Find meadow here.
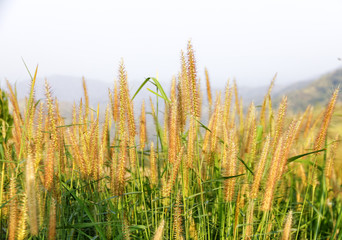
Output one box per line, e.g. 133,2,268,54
0,41,341,239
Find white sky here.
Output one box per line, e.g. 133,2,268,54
0,0,342,88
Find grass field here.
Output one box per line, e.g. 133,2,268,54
0,42,341,239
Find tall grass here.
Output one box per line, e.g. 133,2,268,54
0,41,341,239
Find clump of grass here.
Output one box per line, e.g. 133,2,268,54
0,41,340,239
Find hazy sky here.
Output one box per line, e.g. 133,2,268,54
0,0,342,88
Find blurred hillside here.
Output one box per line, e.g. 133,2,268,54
9,67,342,120
273,68,342,111
15,75,111,105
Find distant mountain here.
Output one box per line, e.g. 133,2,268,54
273,68,342,111
15,74,154,106
14,75,158,124
208,83,286,111
15,75,112,105
12,67,342,120
236,84,284,106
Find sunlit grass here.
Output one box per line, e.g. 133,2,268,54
0,42,341,239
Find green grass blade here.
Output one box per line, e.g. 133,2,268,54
148,77,170,102
147,88,167,100
331,207,342,239
195,118,212,132
237,157,254,175
21,57,33,80
131,77,170,102
131,78,151,100
62,222,112,228
61,182,106,239
287,149,325,164
202,174,245,184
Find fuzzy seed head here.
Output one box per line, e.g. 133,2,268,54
282,211,293,240
153,219,165,240
8,177,17,240
139,100,147,150
173,192,184,240
26,145,39,236
251,135,271,199
314,88,339,151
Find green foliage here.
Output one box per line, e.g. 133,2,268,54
0,88,13,144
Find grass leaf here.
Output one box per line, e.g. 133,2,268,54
61,182,106,239
131,77,170,102
287,149,326,164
